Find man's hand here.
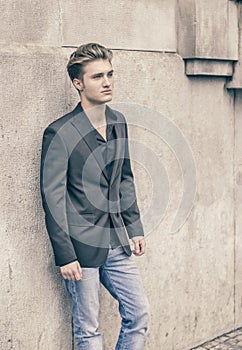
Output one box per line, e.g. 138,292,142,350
131,236,146,256
60,260,82,281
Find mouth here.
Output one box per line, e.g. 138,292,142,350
101,90,112,94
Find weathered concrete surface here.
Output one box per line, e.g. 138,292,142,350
67,49,235,350
185,59,233,76
234,91,242,329
177,0,238,60
60,0,176,52
0,0,61,46
0,44,72,350
227,4,242,89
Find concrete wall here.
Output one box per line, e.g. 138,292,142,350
0,1,241,349
0,45,72,350
235,90,242,329
177,0,238,59
60,0,176,51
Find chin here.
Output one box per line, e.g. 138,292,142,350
90,96,113,105
102,96,113,103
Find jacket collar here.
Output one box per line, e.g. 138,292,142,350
70,103,118,183
71,102,118,124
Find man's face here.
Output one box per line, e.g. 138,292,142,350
74,59,114,107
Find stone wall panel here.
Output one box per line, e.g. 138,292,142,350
0,0,60,46
60,0,176,52
0,45,71,350
177,0,238,60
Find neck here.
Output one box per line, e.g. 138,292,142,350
81,100,106,126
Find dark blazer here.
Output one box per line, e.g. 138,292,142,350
40,103,144,267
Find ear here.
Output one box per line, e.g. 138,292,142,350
73,78,84,92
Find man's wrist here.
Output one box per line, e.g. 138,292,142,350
59,258,78,267
131,236,145,243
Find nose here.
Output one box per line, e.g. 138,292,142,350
103,75,111,87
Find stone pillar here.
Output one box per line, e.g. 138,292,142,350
234,90,242,329
227,2,242,88
177,0,238,76
0,0,72,348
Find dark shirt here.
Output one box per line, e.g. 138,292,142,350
94,117,121,249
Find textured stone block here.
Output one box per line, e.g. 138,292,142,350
177,0,238,60
185,59,233,76
234,91,242,328
0,0,60,45
227,5,242,88
60,0,176,51
0,44,71,350
227,62,242,89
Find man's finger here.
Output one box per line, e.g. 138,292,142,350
132,239,146,256
69,267,82,281
140,240,146,254
132,241,141,255
75,270,82,281
134,241,140,254
76,263,82,280
77,263,82,275
68,271,76,280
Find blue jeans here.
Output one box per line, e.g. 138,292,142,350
63,246,149,350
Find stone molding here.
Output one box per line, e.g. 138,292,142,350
226,3,242,88
185,59,234,77
177,0,239,77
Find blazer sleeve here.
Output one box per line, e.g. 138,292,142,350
40,126,77,266
119,120,145,238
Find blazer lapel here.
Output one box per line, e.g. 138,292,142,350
109,133,125,186
70,104,109,182
106,106,125,186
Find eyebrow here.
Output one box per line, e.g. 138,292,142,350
90,69,114,77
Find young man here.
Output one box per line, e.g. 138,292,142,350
40,43,149,350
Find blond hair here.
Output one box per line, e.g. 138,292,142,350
67,43,113,81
